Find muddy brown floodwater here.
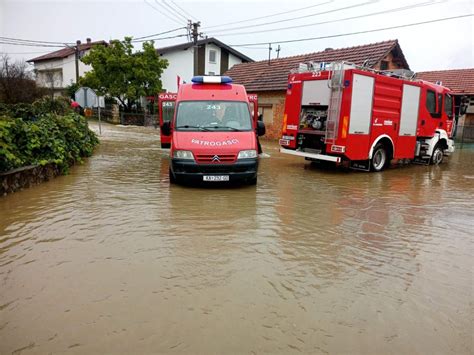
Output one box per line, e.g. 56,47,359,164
1,122,473,354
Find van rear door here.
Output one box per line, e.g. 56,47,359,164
158,93,177,148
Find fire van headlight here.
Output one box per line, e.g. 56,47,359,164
237,150,257,159
173,150,194,160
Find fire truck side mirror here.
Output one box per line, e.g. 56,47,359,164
257,120,266,137
162,121,171,136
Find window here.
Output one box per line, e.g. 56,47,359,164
426,90,437,115
175,101,252,131
209,50,217,63
208,71,215,75
380,60,389,70
444,94,453,119
161,101,175,122
258,105,273,125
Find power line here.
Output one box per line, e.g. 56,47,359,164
0,36,74,46
168,0,195,21
204,0,378,34
152,0,186,23
230,14,473,47
160,0,188,21
143,0,184,25
205,0,334,30
133,26,187,41
131,33,188,43
210,1,442,37
0,40,65,48
0,50,50,55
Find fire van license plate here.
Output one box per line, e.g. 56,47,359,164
203,175,229,182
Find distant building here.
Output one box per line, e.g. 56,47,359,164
156,37,253,92
226,39,410,139
417,68,474,141
27,39,107,96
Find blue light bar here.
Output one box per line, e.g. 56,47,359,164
191,76,233,84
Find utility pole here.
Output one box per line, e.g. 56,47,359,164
268,43,272,65
276,45,281,59
75,40,81,84
191,22,201,75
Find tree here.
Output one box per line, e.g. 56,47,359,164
80,37,168,112
0,55,46,104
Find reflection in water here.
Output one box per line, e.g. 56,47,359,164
0,122,473,354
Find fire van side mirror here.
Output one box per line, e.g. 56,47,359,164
258,113,263,121
162,121,171,136
257,120,266,137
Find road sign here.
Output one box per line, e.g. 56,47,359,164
75,87,97,108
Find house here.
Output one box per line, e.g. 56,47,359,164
225,39,410,139
417,68,474,142
156,37,253,93
27,39,107,96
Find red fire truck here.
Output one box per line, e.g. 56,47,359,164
279,62,455,171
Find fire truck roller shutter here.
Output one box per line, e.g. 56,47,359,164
399,84,421,137
301,80,331,106
348,74,375,135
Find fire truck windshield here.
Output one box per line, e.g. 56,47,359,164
175,101,252,131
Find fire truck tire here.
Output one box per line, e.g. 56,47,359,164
371,144,388,172
431,144,444,165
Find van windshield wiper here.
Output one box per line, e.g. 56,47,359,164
175,125,211,131
203,125,244,131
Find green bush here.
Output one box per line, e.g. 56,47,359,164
0,112,99,173
0,97,73,121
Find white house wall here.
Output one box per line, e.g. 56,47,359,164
160,49,194,93
205,43,221,75
228,53,243,71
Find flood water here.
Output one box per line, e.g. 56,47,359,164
1,122,473,354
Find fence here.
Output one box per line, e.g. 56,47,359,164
119,112,158,127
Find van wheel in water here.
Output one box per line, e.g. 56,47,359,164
247,177,257,185
371,144,387,172
169,168,176,184
431,144,444,165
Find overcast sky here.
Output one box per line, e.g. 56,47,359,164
1,0,473,72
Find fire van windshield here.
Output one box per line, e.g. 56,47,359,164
175,101,252,131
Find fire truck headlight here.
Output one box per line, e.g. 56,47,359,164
173,150,195,160
237,150,257,159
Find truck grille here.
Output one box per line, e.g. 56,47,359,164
195,154,236,163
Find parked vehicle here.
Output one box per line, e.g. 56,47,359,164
158,92,177,148
279,62,455,171
161,76,265,184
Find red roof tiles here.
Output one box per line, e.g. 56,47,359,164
416,69,474,95
27,41,107,63
225,40,408,92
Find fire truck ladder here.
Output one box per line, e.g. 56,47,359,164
325,62,345,144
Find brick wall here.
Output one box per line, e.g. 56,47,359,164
251,90,286,140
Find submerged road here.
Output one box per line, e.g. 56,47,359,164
1,122,473,354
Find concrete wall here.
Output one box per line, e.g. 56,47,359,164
251,90,286,140
160,49,194,93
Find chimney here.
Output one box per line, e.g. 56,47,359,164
86,38,91,44
324,47,333,51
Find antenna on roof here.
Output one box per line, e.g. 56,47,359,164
268,43,272,65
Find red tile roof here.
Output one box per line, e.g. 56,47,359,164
27,41,107,63
225,40,409,92
416,69,474,95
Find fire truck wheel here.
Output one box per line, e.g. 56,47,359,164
371,144,387,172
431,144,444,165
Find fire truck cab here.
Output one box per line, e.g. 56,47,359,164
279,62,455,171
162,76,265,184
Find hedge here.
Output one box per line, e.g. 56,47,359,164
0,110,99,174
